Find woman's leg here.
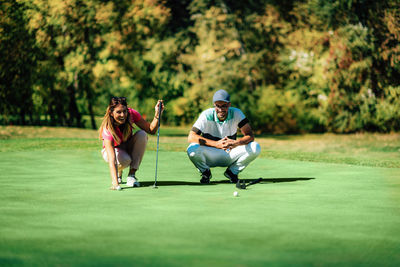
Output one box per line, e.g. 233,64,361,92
124,130,148,175
102,148,132,170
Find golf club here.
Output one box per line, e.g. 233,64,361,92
236,179,246,189
153,101,162,189
236,177,263,189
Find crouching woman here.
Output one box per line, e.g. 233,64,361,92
99,97,163,190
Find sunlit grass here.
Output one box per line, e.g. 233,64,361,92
1,126,399,168
257,133,400,168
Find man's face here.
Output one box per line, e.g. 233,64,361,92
214,101,231,121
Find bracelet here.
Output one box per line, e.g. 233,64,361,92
154,116,159,120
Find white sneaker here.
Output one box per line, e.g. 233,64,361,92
126,175,140,187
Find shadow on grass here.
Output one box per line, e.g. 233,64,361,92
125,177,315,187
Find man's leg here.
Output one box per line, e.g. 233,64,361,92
187,143,231,183
226,141,261,175
187,143,231,171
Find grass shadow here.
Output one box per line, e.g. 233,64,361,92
123,177,315,188
211,177,315,185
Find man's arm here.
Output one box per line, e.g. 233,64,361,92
223,123,254,150
188,129,226,150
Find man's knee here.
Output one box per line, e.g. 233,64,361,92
248,141,261,157
187,143,202,159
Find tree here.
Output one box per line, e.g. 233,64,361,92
0,0,38,125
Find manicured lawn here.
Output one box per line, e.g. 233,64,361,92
0,126,399,266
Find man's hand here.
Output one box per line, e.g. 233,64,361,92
218,137,238,152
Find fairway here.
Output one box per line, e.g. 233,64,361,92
0,127,400,266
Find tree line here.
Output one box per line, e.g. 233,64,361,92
1,0,399,133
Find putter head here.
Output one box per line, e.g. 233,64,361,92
236,180,246,189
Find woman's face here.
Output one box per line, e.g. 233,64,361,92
111,104,128,125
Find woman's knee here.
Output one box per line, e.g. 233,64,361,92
118,160,131,170
118,153,132,169
135,130,148,142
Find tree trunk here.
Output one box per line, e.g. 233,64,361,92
88,99,96,130
67,72,83,127
19,110,26,125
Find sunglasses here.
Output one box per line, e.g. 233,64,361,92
110,96,127,105
214,103,230,110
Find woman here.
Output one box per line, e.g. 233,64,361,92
99,97,164,190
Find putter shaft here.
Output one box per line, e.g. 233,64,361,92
153,102,162,188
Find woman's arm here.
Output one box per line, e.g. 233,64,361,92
135,117,159,135
135,100,164,135
104,139,119,186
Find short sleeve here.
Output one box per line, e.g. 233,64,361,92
235,108,248,128
102,128,113,141
235,108,246,122
128,108,142,123
193,111,207,132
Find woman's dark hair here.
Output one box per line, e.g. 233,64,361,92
110,96,127,107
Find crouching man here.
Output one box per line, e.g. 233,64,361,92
187,89,261,183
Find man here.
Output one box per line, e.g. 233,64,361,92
187,89,261,184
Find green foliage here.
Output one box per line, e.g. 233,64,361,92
373,86,400,131
1,0,399,133
0,0,38,124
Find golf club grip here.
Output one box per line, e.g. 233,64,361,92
156,101,162,134
157,101,162,121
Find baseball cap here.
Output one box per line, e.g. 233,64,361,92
212,89,230,103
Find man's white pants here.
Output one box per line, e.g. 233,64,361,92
186,142,261,175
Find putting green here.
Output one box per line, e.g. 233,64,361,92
0,150,399,266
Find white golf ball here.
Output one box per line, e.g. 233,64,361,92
116,186,122,191
233,191,239,197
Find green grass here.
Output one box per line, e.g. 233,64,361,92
1,126,399,168
1,126,400,266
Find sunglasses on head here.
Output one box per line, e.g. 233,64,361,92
110,96,127,105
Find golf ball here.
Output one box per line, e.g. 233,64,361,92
116,185,122,191
233,191,239,197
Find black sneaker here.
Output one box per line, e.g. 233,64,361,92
224,168,238,183
200,169,212,184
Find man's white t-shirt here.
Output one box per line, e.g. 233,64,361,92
192,107,249,140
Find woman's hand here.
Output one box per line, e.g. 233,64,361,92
110,184,122,190
154,100,164,119
136,99,165,134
